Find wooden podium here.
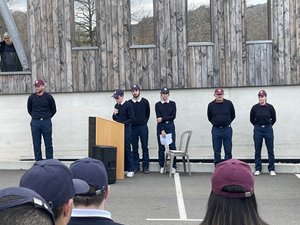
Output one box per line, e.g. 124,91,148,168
88,116,124,179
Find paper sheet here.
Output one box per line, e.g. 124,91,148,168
160,133,172,145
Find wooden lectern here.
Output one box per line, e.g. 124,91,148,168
88,116,124,179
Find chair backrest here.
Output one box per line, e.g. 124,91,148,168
178,130,193,153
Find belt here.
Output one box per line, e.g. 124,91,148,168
214,125,231,128
33,118,49,121
165,121,173,124
256,124,271,128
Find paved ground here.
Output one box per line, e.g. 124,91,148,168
0,170,299,225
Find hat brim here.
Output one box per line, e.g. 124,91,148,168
73,178,90,195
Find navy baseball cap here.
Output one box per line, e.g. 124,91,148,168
19,159,89,208
34,79,45,87
112,89,124,98
70,157,108,196
131,84,140,91
0,187,55,224
160,87,169,94
211,159,254,198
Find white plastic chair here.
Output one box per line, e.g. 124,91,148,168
163,130,193,177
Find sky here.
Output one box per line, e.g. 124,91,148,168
131,0,267,22
9,0,26,12
9,0,267,16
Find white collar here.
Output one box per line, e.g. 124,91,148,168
161,100,170,104
132,97,142,103
120,100,126,105
71,208,112,219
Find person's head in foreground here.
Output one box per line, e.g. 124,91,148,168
19,159,89,225
0,186,55,225
69,157,109,208
200,159,269,225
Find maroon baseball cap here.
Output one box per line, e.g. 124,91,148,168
258,90,267,97
214,87,224,95
211,159,254,198
34,80,45,87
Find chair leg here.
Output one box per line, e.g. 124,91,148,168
183,156,186,173
186,155,191,176
169,155,174,177
163,153,168,173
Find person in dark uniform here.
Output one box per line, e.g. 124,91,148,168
207,88,235,165
250,90,277,176
0,32,22,71
129,84,151,174
112,89,135,178
69,157,123,225
27,80,56,161
155,87,177,174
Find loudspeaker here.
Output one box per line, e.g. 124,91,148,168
90,145,117,184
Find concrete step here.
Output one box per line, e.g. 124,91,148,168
1,160,300,173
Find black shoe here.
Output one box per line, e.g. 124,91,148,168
143,167,150,174
134,167,140,173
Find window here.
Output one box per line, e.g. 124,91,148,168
130,0,154,45
74,0,96,46
246,0,270,41
0,0,28,72
187,0,211,43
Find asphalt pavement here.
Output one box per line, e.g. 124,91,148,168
0,170,299,225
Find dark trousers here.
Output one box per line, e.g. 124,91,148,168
124,126,134,172
157,122,176,168
211,126,233,165
131,124,149,169
30,118,53,161
253,125,275,172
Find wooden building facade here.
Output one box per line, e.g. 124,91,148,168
0,0,299,94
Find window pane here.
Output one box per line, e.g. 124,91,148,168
246,0,269,41
130,0,154,45
74,0,96,46
0,0,27,72
187,0,211,42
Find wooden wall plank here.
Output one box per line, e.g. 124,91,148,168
207,45,214,87
111,0,119,89
188,47,195,87
277,0,285,84
136,49,142,86
148,48,155,89
98,0,107,90
123,0,131,89
202,46,208,87
170,0,179,88
64,0,73,91
290,0,297,84
296,0,300,84
118,0,125,89
283,0,291,84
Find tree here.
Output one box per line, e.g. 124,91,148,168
74,0,96,46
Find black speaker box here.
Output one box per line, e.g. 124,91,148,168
90,145,117,184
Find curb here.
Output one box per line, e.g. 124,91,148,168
1,161,300,173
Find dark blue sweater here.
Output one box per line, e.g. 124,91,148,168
250,103,276,125
112,101,135,126
207,99,235,126
129,97,150,126
27,92,56,119
69,217,123,225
